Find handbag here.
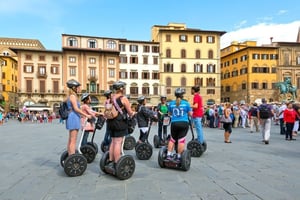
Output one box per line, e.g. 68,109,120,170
220,115,232,123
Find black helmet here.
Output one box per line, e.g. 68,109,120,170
192,85,200,92
160,95,167,100
66,79,81,89
175,88,185,98
112,81,126,90
137,96,146,104
103,90,112,98
81,93,90,102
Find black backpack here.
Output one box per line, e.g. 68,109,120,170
259,105,270,119
59,101,69,120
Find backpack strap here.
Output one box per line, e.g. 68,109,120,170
112,97,123,114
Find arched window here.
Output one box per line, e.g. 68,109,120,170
181,77,186,86
106,40,116,49
195,50,201,59
68,37,77,47
208,50,213,59
166,77,172,87
166,49,171,58
181,49,186,58
181,63,186,72
88,39,97,48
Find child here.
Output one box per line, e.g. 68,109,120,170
136,96,157,143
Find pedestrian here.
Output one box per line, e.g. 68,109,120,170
65,79,92,155
257,98,274,145
232,101,240,128
191,85,205,144
292,104,300,137
156,95,169,145
102,90,113,149
249,102,259,133
166,88,192,161
106,81,135,170
80,93,102,146
277,101,287,135
283,102,297,141
136,96,157,143
223,102,233,143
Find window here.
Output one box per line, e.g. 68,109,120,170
108,68,115,78
89,57,96,64
25,54,32,60
181,49,186,58
38,66,46,75
242,83,246,90
179,35,187,42
152,46,159,53
50,66,59,74
40,80,45,93
119,44,126,52
88,39,97,48
194,35,202,43
251,82,259,89
52,56,59,62
143,56,148,64
68,37,78,47
39,55,45,61
120,56,127,63
142,84,149,95
153,84,159,95
195,50,201,59
252,54,260,59
252,67,269,73
166,34,171,42
129,45,138,52
207,36,215,43
119,71,127,79
271,67,277,73
142,71,150,79
297,78,300,89
130,85,138,95
69,67,76,76
89,68,96,77
181,64,186,72
297,56,300,65
143,45,150,53
284,53,290,65
107,40,116,49
240,68,248,74
231,70,238,77
207,89,215,94
207,64,215,73
90,82,96,93
108,59,115,65
130,71,138,79
208,50,213,59
261,54,269,60
152,72,159,79
240,55,247,61
53,81,59,93
181,77,186,86
232,58,238,64
270,54,278,60
206,78,215,87
194,77,203,87
24,65,33,73
153,57,158,64
166,49,171,58
262,82,268,89
2,72,5,79
69,57,76,63
225,86,230,92
26,79,32,92
164,63,173,72
130,56,138,64
194,64,203,73
166,77,172,87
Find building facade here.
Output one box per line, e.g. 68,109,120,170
118,39,160,105
151,23,225,104
221,41,278,103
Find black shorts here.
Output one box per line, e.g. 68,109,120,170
223,122,232,133
170,121,189,141
110,129,127,138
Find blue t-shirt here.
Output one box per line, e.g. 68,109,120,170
168,99,192,123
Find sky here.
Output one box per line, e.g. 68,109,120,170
0,0,300,50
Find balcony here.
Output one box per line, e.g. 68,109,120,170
88,74,98,81
36,72,47,79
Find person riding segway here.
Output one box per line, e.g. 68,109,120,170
158,88,192,171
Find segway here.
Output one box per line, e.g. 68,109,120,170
80,115,106,163
157,146,191,171
99,136,135,180
60,120,90,177
153,114,170,148
123,115,137,150
135,119,155,160
187,118,207,157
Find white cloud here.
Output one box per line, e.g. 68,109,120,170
221,20,300,49
277,10,288,15
234,20,247,29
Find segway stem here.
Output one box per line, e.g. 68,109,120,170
188,118,195,140
78,119,88,154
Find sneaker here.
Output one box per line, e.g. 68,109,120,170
265,140,269,145
166,155,172,160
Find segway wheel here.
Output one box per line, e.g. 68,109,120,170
99,151,110,174
87,142,98,154
64,154,87,177
158,146,167,168
123,136,136,150
153,135,160,148
181,150,191,171
202,141,207,152
135,143,153,160
60,150,68,167
187,140,204,157
101,141,109,153
115,155,135,180
80,145,97,163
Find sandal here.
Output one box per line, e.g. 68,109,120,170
224,141,232,143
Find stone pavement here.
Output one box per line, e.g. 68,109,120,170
0,119,300,200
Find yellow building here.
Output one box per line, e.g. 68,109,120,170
151,23,225,104
221,41,278,103
0,56,18,111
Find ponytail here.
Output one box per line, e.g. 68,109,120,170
176,97,181,107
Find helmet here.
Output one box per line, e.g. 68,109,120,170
103,90,112,98
175,88,185,98
81,93,90,102
137,96,146,104
160,95,167,100
66,79,81,89
112,81,126,90
192,85,200,92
